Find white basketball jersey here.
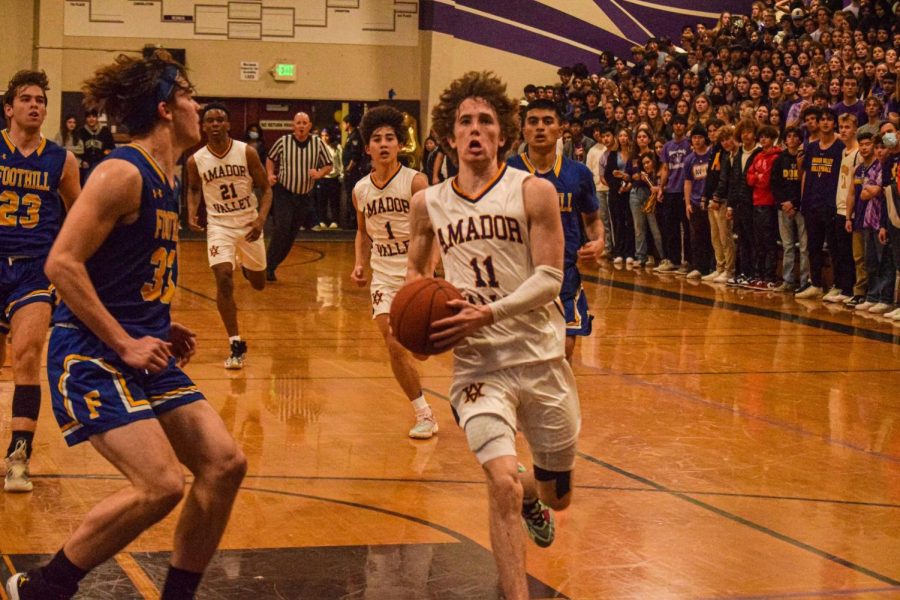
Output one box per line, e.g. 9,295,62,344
355,165,417,280
425,165,565,376
193,139,258,227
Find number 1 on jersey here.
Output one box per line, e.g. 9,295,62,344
470,256,499,288
385,221,395,240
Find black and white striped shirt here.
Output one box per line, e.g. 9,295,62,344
268,134,333,195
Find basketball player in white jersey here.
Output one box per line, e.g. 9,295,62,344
407,72,580,600
187,103,271,369
350,105,438,439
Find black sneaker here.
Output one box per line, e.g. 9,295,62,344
265,270,277,282
845,295,865,307
224,340,248,370
6,571,75,600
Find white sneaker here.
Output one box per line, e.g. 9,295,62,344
702,270,722,281
626,257,634,266
224,340,247,370
884,308,900,319
869,303,893,314
613,256,624,265
823,286,841,299
855,300,875,311
794,285,823,299
328,222,339,229
824,293,850,304
893,310,900,321
4,440,32,493
409,413,438,439
713,272,731,283
686,269,702,279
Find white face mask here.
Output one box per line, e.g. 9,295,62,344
248,131,260,140
883,131,898,148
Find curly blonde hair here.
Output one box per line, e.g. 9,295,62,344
430,71,520,164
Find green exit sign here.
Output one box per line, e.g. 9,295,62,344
272,63,296,82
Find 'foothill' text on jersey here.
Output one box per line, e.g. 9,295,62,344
54,145,179,339
0,130,67,257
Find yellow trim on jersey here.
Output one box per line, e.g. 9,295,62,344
1,130,15,153
371,163,402,191
57,354,149,426
128,143,167,184
5,286,53,316
518,153,561,177
207,138,233,160
451,164,507,203
35,136,47,156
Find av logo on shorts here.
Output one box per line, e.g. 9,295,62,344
371,290,384,306
210,245,220,257
462,383,484,403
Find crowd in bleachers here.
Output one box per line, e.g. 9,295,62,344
426,0,900,317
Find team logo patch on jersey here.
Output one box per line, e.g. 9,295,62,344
462,383,484,403
371,290,384,306
210,245,220,257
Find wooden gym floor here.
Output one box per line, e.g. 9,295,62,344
0,239,898,599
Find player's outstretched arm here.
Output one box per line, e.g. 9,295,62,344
45,159,173,372
185,156,204,232
58,151,82,210
350,188,369,287
246,144,272,241
406,189,436,281
409,173,440,275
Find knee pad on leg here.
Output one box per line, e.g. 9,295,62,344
464,415,516,465
533,464,573,498
12,385,41,420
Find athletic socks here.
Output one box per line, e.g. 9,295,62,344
7,430,34,459
228,335,241,344
411,394,429,413
161,565,203,600
38,549,87,596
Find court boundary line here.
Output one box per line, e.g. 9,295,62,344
576,452,900,587
30,472,900,509
582,274,900,345
699,585,900,599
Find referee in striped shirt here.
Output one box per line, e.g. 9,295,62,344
265,111,333,281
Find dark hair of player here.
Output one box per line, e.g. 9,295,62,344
82,48,192,136
525,99,563,121
201,102,230,121
360,105,408,146
3,70,50,108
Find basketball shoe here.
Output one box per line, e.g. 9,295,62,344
5,439,32,493
224,340,248,370
409,410,438,439
522,499,555,548
6,571,74,599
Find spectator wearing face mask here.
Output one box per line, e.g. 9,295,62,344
245,123,267,165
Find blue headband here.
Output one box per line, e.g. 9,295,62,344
124,63,182,132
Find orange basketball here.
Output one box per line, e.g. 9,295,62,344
389,278,464,355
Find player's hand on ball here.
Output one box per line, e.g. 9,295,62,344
429,299,493,349
578,239,604,263
169,322,198,367
121,336,173,373
245,218,264,242
188,214,204,232
350,265,368,287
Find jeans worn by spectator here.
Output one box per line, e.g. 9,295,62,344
778,210,809,286
629,187,664,264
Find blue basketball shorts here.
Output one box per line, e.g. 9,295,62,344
0,256,54,325
47,324,205,446
557,266,592,337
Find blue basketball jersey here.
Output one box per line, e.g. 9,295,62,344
0,130,67,257
507,153,599,268
54,145,179,339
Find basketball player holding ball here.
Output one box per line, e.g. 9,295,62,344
407,72,581,600
350,105,439,439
